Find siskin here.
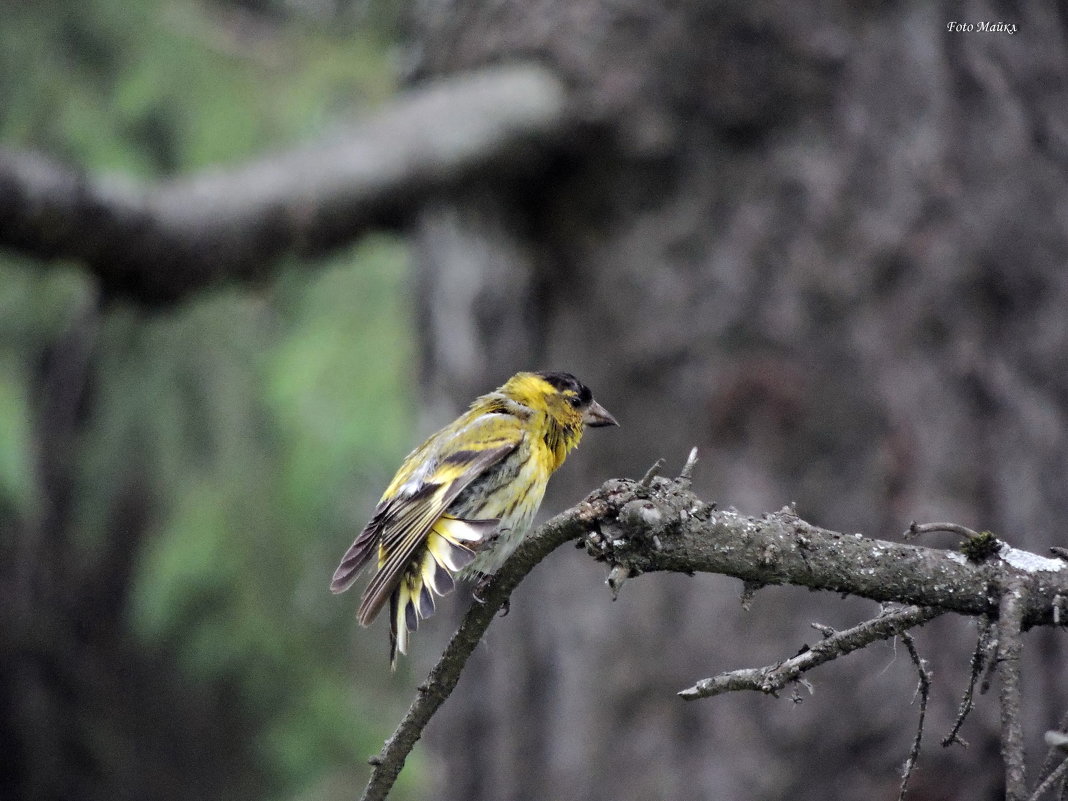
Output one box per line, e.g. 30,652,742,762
330,371,617,667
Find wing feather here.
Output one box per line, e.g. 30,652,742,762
352,421,521,627
329,514,385,594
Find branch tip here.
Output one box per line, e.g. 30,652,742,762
677,447,699,483
810,622,837,638
908,521,982,540
680,606,942,701
639,458,666,487
607,563,632,600
740,580,763,611
898,631,931,801
1046,731,1068,751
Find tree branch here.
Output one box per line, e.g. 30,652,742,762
0,63,571,305
1037,712,1068,799
999,579,1029,801
677,604,942,700
586,477,1068,628
1030,756,1068,801
898,630,932,801
358,495,607,801
357,461,1068,799
942,615,995,748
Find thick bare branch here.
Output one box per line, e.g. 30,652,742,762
358,467,1068,799
589,477,1068,628
999,580,1029,801
0,63,571,304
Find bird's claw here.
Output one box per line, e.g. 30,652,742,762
472,572,492,603
472,573,510,616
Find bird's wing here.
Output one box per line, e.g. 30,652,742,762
336,411,525,627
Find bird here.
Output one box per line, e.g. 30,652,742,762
330,371,618,667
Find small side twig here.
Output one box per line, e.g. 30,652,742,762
679,605,943,700
898,631,932,801
639,458,666,487
906,522,981,540
1035,711,1068,798
998,579,1028,801
677,447,699,485
942,615,994,747
739,580,763,611
1028,756,1068,801
980,625,1001,695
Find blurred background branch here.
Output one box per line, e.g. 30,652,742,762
0,64,570,304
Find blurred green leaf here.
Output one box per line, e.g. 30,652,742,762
1,1,420,797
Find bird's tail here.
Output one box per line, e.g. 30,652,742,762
389,515,498,669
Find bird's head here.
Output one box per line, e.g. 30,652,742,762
501,371,618,431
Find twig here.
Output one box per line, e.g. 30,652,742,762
739,580,763,611
678,605,943,700
1028,756,1068,801
998,579,1028,801
639,458,665,487
677,447,699,485
810,622,837,638
942,616,994,747
1036,711,1068,795
357,503,592,801
980,625,1001,695
898,631,932,801
907,522,981,540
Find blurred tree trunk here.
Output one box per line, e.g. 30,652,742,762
0,303,265,801
411,2,1068,799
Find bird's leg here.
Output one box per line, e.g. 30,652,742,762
471,572,510,616
472,572,492,602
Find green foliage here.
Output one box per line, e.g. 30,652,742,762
0,260,94,517
0,0,398,172
1,1,422,798
106,241,420,797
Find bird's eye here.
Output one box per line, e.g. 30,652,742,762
567,394,583,408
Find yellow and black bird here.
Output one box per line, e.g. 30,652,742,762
330,371,617,667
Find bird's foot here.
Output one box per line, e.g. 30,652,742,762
472,572,510,617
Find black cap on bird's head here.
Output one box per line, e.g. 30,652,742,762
534,371,619,428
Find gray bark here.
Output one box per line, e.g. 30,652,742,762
411,2,1068,799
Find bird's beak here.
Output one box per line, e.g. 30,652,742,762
582,400,619,428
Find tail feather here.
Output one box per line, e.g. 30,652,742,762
418,583,435,619
389,591,406,669
420,550,454,596
385,515,498,669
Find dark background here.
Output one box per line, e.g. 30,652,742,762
2,1,1066,800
